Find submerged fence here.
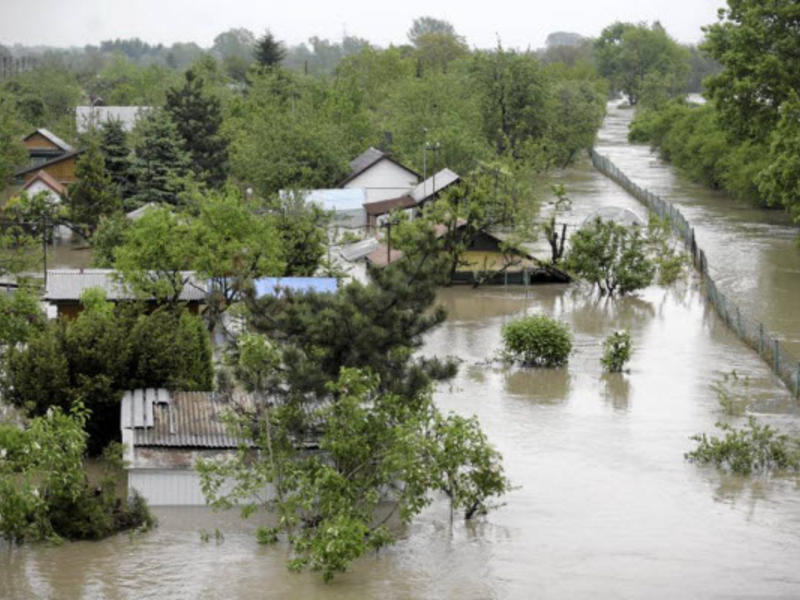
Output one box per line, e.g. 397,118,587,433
590,149,800,397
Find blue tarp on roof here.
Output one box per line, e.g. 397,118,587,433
254,277,338,298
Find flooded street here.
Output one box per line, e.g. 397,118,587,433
4,108,800,599
595,103,800,357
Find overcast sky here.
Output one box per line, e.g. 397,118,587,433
1,0,726,50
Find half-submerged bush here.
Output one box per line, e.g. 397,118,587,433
601,330,632,372
686,416,800,475
502,315,572,367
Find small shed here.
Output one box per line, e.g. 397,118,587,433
340,147,419,203
363,194,417,231
121,389,257,506
45,269,207,318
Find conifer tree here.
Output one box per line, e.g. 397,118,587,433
68,137,121,238
254,30,286,68
130,109,190,206
99,118,133,202
165,70,229,188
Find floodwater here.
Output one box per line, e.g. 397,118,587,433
595,102,800,357
3,109,800,599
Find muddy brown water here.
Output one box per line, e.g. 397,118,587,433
3,107,800,599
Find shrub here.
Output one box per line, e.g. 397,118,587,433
601,330,632,372
502,314,572,367
686,417,800,475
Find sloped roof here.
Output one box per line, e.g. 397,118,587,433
340,238,379,262
254,277,338,298
75,106,151,133
14,148,85,178
45,269,207,302
125,202,159,220
366,243,403,266
411,168,460,203
23,128,74,152
363,194,416,216
583,206,645,227
121,388,256,448
22,169,68,195
340,147,420,186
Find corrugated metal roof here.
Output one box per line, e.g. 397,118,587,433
411,168,460,203
363,194,416,216
75,106,151,133
45,269,207,302
122,389,256,448
254,277,338,298
340,238,379,262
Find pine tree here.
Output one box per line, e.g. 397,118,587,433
99,119,133,202
68,137,121,238
254,31,286,68
130,109,190,207
165,70,229,188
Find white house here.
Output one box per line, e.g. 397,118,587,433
22,169,67,204
340,147,419,203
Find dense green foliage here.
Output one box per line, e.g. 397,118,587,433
594,22,689,106
686,417,800,475
3,292,212,452
199,252,509,580
629,1,800,226
0,406,153,543
502,314,572,367
565,218,655,295
601,330,632,372
99,119,134,201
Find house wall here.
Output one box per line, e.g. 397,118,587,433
25,180,62,204
24,133,59,151
26,156,78,185
343,160,418,202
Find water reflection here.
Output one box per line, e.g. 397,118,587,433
601,373,631,411
504,366,572,403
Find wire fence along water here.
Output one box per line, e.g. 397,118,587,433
590,149,800,397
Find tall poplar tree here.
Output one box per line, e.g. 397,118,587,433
165,70,229,188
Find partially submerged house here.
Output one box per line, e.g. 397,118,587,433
75,105,150,133
15,149,84,188
45,269,207,319
340,147,419,203
121,388,257,506
15,128,83,188
21,169,68,203
363,194,417,231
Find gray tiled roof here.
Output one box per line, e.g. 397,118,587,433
34,128,74,152
45,269,206,302
347,147,386,177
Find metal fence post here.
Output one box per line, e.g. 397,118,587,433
759,323,764,355
795,363,800,398
774,339,780,374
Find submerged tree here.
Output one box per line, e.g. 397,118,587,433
198,251,510,580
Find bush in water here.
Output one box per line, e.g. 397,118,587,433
502,315,572,367
601,330,632,372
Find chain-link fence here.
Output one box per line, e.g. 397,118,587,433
590,149,800,397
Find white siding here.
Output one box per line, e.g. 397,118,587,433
343,159,417,202
25,180,61,204
128,469,273,506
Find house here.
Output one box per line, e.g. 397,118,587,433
15,148,84,188
45,269,207,319
363,194,417,231
340,147,420,203
21,169,68,203
75,105,150,133
21,128,74,168
121,388,258,506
